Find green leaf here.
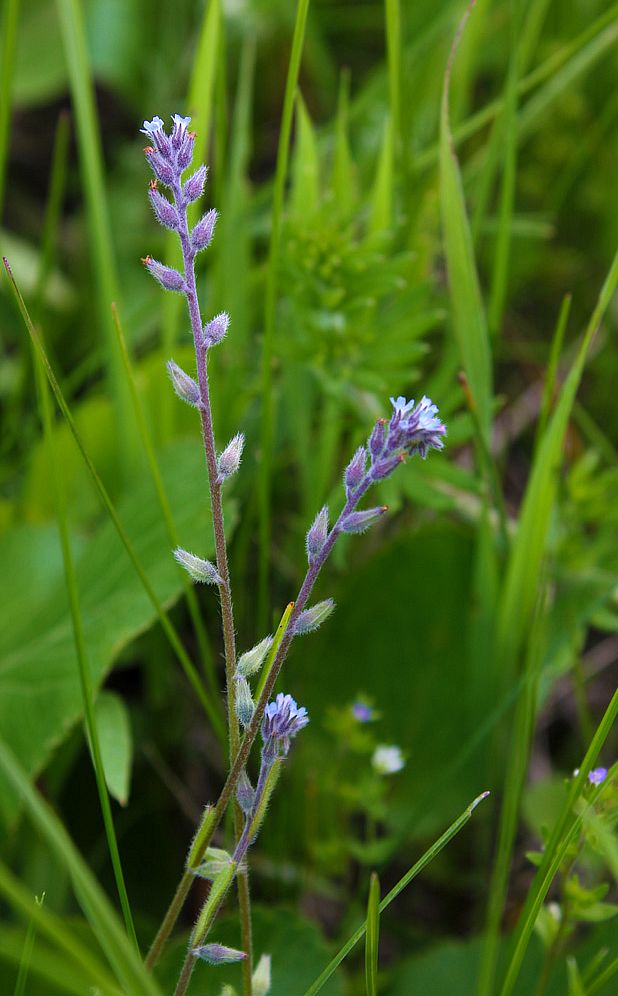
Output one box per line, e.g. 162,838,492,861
368,116,394,235
92,691,132,807
0,441,236,826
291,93,320,218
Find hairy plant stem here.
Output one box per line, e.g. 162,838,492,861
148,472,373,969
171,179,253,993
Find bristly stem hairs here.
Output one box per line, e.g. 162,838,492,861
139,114,446,994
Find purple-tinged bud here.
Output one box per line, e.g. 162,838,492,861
368,419,386,461
183,164,208,202
293,598,335,635
177,130,196,171
192,943,247,965
203,311,230,347
166,359,200,406
344,446,367,496
306,505,329,564
142,255,186,293
340,506,387,534
235,676,255,727
236,769,256,814
173,548,223,585
147,181,179,230
217,432,244,482
144,148,176,186
237,635,273,677
191,208,218,252
588,767,608,786
369,453,405,483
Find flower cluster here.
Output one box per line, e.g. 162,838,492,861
261,693,309,760
367,395,446,485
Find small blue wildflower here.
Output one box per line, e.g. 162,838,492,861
352,701,374,723
140,115,165,139
588,767,608,786
261,693,309,757
390,396,417,416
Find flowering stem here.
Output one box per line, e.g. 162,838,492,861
172,178,253,991
148,474,373,967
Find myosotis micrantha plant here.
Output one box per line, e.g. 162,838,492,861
139,112,446,995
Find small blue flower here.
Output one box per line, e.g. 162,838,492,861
140,115,165,137
372,744,405,774
588,767,608,786
172,113,191,130
352,701,374,723
262,693,309,756
390,396,417,416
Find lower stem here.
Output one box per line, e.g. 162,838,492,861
145,871,192,971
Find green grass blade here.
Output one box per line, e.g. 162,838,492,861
384,0,401,159
255,601,296,700
368,115,394,235
498,687,618,996
34,348,138,952
495,250,618,684
534,293,571,448
290,92,319,218
3,258,222,733
365,872,380,996
332,69,354,217
0,865,124,996
33,111,71,309
258,0,311,630
440,4,493,447
12,892,42,996
487,3,520,336
415,2,618,175
0,743,162,995
110,304,224,732
0,0,21,218
587,956,618,995
302,792,490,995
477,251,618,995
54,0,130,455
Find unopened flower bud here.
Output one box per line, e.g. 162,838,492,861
193,846,234,881
306,505,329,564
235,676,255,727
344,446,367,496
173,548,222,585
203,311,229,347
166,359,200,406
191,208,217,252
144,149,176,186
147,182,179,230
293,599,335,635
236,769,256,814
368,418,386,461
369,453,404,483
183,164,208,202
192,943,247,965
340,506,387,534
218,432,244,482
142,255,186,292
237,635,273,677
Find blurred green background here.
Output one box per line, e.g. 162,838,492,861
1,0,617,993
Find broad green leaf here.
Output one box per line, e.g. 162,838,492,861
0,441,236,826
92,691,132,807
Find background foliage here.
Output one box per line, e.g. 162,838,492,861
0,0,617,993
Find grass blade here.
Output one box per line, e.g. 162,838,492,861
365,872,380,996
0,742,162,995
0,865,124,996
12,891,43,996
258,0,311,630
55,0,130,454
440,3,493,447
534,293,571,448
0,0,21,218
33,347,138,951
302,792,490,995
498,688,618,996
384,0,401,159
